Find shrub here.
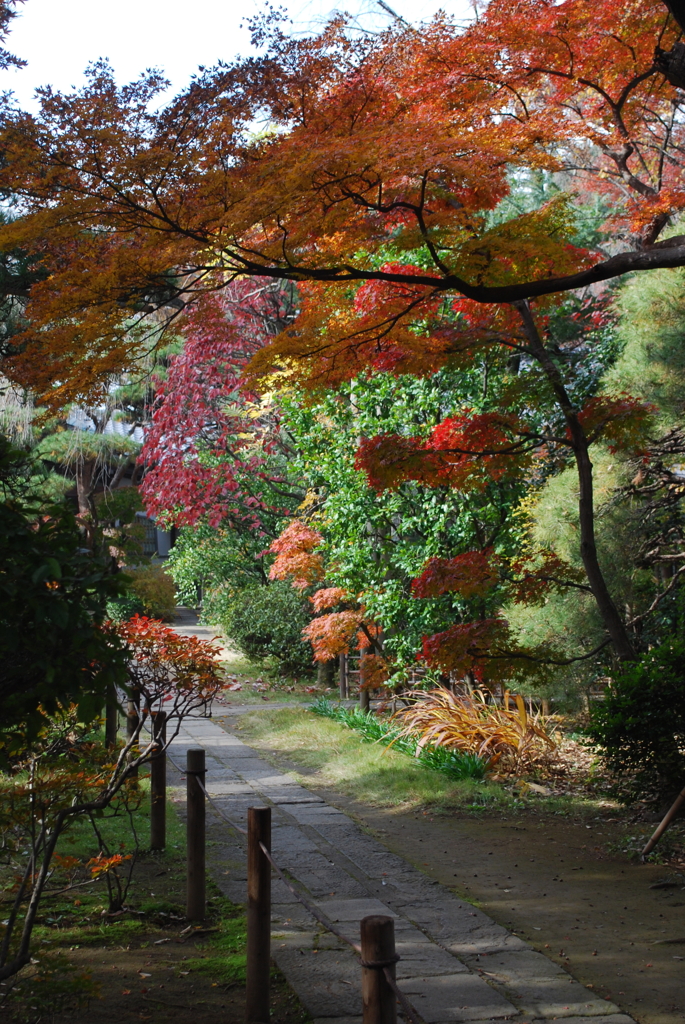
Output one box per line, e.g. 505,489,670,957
219,581,314,675
588,640,685,803
106,592,145,622
394,687,558,775
124,563,177,621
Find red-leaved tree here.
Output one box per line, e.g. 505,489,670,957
140,278,299,534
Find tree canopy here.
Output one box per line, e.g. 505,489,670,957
0,0,684,403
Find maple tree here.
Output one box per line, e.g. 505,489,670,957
1,0,685,670
0,616,222,983
140,278,301,534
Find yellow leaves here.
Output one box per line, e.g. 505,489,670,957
394,687,557,774
452,194,592,288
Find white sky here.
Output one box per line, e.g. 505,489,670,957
0,0,472,110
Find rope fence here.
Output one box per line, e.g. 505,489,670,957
164,745,426,1024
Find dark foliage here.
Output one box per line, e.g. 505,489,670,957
0,437,127,750
588,639,685,803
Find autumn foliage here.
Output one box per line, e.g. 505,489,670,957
141,280,294,531
0,0,681,675
268,520,325,591
0,1,683,404
115,614,223,714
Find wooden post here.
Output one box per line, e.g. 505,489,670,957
359,647,372,711
246,806,271,1024
361,915,397,1024
126,687,140,778
339,654,349,699
186,747,206,920
642,784,685,858
150,711,167,851
105,686,118,748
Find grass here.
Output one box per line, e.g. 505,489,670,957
311,697,487,780
234,706,614,818
234,706,521,813
190,898,248,984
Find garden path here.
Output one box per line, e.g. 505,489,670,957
167,712,633,1024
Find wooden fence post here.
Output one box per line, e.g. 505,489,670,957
642,783,685,858
186,747,206,920
105,686,118,748
126,687,140,777
246,805,271,1024
339,654,349,699
361,915,397,1024
150,711,167,851
359,647,373,711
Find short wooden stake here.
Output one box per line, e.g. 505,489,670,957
361,915,397,1024
126,687,140,778
186,747,206,920
150,711,167,851
359,647,372,711
339,653,349,699
246,806,271,1024
105,687,118,748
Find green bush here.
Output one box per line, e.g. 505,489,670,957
0,436,127,747
220,581,314,675
123,563,177,621
588,640,685,803
106,592,145,622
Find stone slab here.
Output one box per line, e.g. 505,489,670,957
272,948,361,1017
471,952,621,1017
397,973,516,1022
316,898,399,922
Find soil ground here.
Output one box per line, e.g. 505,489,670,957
45,934,305,1024
233,713,685,1024
3,800,309,1024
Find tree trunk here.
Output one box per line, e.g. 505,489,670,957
317,659,336,688
515,301,636,662
75,458,96,516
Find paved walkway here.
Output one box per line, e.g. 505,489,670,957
168,715,634,1024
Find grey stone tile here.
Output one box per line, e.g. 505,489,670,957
470,951,620,1017
540,1016,634,1024
312,1017,362,1024
397,973,516,1022
272,949,361,1017
273,902,322,931
205,782,255,795
502,981,619,1018
401,902,527,956
316,898,399,922
394,941,469,979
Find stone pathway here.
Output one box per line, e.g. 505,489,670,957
168,715,634,1024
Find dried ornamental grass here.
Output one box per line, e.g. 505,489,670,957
393,687,558,774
